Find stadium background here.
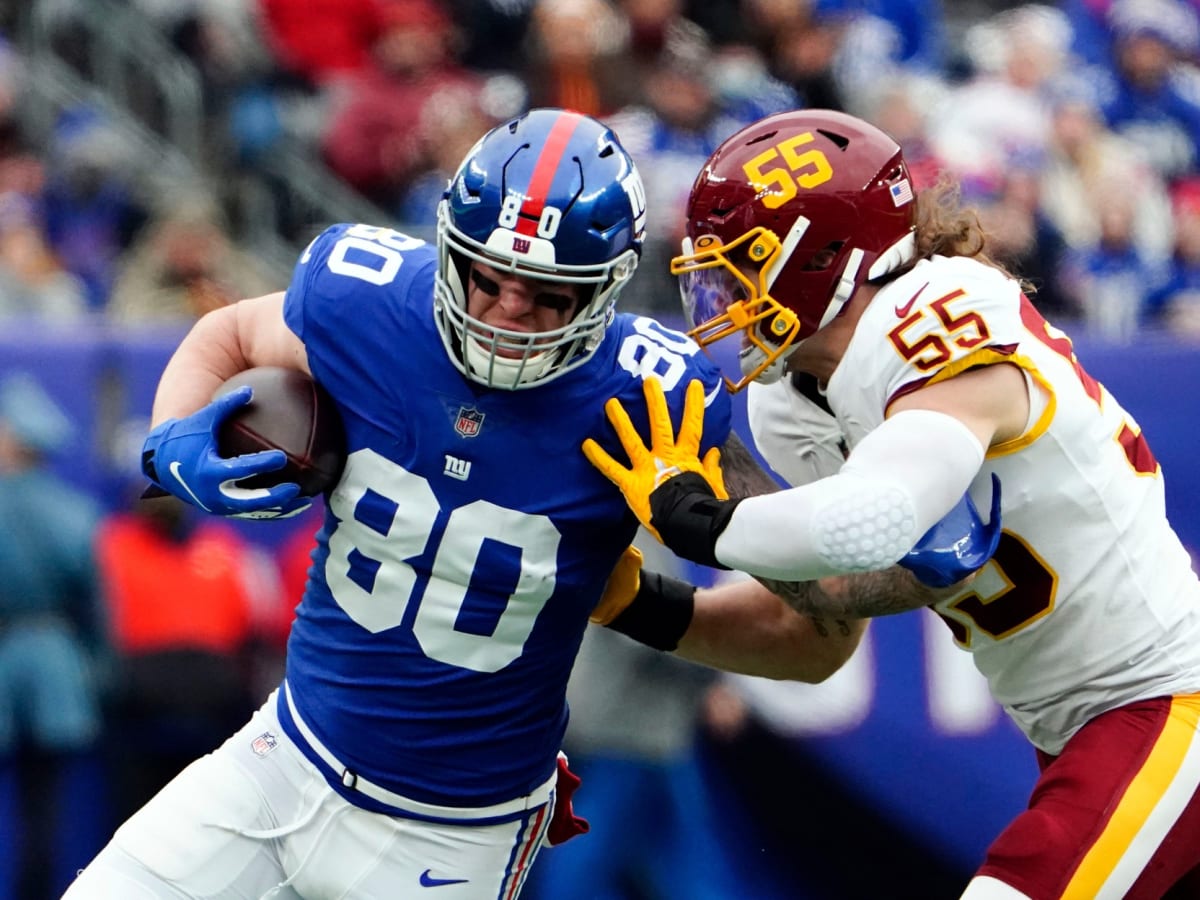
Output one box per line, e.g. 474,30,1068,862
0,0,1198,897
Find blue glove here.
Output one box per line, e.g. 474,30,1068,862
900,474,1002,588
140,386,311,520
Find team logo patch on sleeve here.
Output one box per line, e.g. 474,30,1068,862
455,406,485,437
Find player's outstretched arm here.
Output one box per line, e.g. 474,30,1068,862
591,547,866,682
680,577,868,682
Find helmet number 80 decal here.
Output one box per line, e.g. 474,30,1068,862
742,133,834,210
498,191,562,239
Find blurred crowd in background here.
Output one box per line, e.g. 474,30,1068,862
0,0,1199,898
0,0,1199,337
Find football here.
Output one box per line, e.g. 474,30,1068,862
214,366,346,497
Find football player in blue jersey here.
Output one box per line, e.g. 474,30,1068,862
66,108,996,900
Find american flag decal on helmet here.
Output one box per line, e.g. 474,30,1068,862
455,406,485,437
889,179,914,206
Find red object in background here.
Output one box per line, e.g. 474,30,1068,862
256,0,390,85
98,515,268,655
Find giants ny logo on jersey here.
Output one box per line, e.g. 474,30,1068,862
443,455,471,481
455,405,484,437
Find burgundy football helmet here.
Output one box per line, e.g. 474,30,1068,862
671,109,918,391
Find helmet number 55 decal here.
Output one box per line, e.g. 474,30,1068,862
743,133,834,210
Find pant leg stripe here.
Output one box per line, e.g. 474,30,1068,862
1063,694,1200,899
498,801,548,900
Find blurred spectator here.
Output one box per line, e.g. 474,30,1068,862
1091,0,1200,179
0,39,45,204
256,0,392,88
445,0,538,73
0,372,107,900
321,0,487,208
106,190,276,325
609,24,795,312
926,4,1072,188
1038,73,1173,311
757,4,850,111
1061,0,1119,67
1146,178,1200,336
95,489,288,824
40,106,149,312
816,0,948,72
1059,192,1161,340
394,83,503,231
0,192,89,322
520,0,638,117
821,0,949,114
523,538,765,900
857,71,950,189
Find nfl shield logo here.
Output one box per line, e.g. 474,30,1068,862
251,732,278,757
455,406,485,437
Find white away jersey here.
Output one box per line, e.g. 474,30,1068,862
753,254,1200,754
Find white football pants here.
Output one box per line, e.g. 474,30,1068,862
62,692,552,899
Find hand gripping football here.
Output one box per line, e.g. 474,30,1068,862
214,367,346,496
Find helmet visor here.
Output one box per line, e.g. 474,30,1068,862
678,264,748,332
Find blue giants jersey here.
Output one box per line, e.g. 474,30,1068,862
278,223,731,815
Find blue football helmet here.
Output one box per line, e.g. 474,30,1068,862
435,108,647,389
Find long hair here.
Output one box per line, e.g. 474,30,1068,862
902,175,1036,293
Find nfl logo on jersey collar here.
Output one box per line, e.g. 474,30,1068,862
455,405,484,437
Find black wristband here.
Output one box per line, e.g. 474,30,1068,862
648,471,740,570
606,570,696,651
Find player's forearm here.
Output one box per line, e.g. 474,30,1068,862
715,410,983,580
151,292,301,426
757,567,945,620
677,578,866,682
151,305,248,425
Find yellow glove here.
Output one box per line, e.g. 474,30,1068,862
582,378,727,540
590,545,643,625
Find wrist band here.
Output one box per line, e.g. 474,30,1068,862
606,570,696,651
648,472,739,570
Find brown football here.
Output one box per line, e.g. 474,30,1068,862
214,367,346,497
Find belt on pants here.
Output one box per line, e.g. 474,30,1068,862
281,680,556,822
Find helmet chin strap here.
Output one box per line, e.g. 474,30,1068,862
817,247,866,331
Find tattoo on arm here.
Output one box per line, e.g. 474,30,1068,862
808,617,854,638
718,433,939,622
757,569,938,619
720,432,782,499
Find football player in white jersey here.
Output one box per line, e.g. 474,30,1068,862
587,108,1200,899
